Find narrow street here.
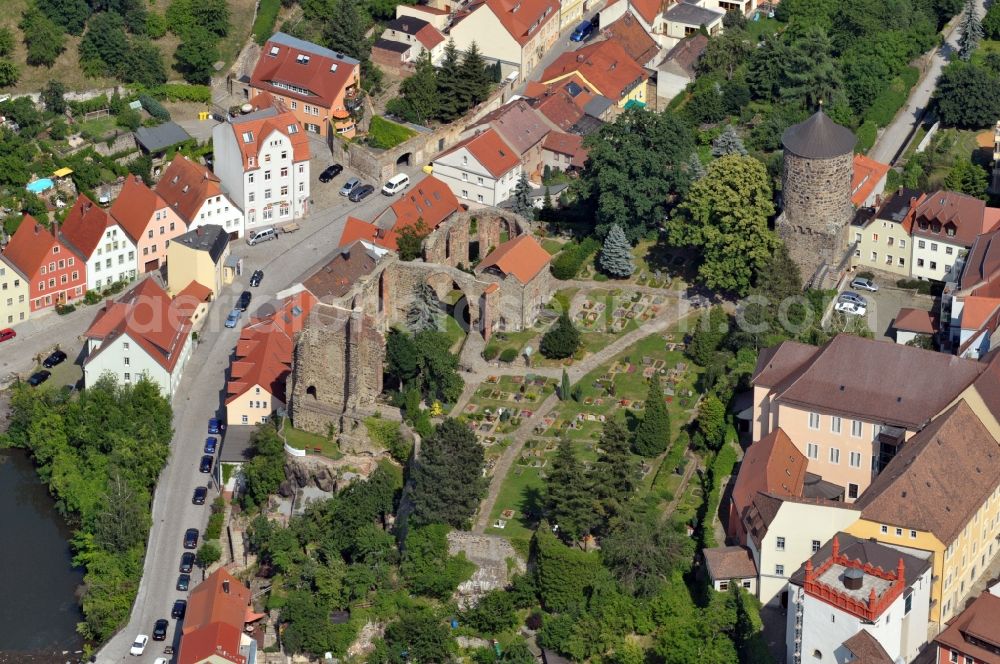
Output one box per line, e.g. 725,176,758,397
868,0,986,164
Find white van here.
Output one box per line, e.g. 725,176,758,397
246,227,277,246
382,173,410,196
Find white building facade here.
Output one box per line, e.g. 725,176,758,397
85,224,138,292
432,130,522,208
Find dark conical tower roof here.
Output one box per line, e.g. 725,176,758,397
781,110,857,159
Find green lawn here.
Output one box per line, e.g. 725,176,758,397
283,423,342,459
542,239,565,255
444,315,467,353
484,464,544,547
77,115,119,141
367,116,417,149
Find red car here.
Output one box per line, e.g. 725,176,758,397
0,328,15,342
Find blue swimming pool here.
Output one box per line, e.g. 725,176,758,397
26,178,54,194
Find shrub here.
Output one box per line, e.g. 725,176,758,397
367,116,416,149
863,67,920,128
204,511,224,540
84,290,103,305
855,120,877,153
69,95,110,116
147,83,211,103
499,347,518,363
139,95,170,121
145,12,167,39
483,344,500,361
551,237,599,280
55,302,76,315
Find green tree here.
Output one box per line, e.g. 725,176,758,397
413,329,463,403
125,38,168,87
747,32,783,100
93,471,149,553
958,0,983,60
601,513,694,597
410,418,487,528
687,152,706,180
39,0,91,34
0,27,14,57
377,607,456,664
174,28,219,84
592,418,638,517
985,0,1000,38
687,306,729,365
406,281,442,333
79,12,129,78
386,328,419,390
42,79,66,114
196,541,222,567
781,24,843,110
546,436,595,544
385,51,439,124
436,39,465,120
540,311,581,359
598,223,636,278
935,61,1000,128
324,0,368,61
459,41,491,106
241,425,287,508
20,8,67,67
0,60,19,88
396,218,428,261
582,108,694,240
668,155,778,296
461,588,517,634
560,368,571,401
697,31,753,80
531,525,602,611
145,11,167,38
400,524,475,599
511,172,533,218
697,394,727,450
945,158,989,199
633,378,671,457
711,125,747,157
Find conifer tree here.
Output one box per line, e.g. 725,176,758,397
711,125,748,157
781,25,843,109
540,312,581,359
598,224,636,278
687,152,707,180
512,172,533,218
560,369,571,401
545,436,594,544
436,39,464,120
459,42,491,106
593,418,638,518
959,0,983,61
633,378,671,456
406,282,441,333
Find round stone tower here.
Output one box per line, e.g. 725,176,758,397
778,110,857,286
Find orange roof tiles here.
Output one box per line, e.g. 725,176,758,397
435,129,520,178
526,82,586,131
154,155,226,225
111,176,172,244
627,0,665,25
961,295,1000,331
250,33,360,109
935,592,1000,664
912,190,987,246
851,154,890,208
484,0,559,46
178,568,253,664
229,107,310,170
731,428,807,523
985,207,1000,233
415,22,445,49
477,234,551,283
893,307,937,334
2,215,64,277
541,40,648,101
542,132,588,167
340,216,400,251
83,279,193,373
603,13,660,66
382,175,461,232
60,194,116,259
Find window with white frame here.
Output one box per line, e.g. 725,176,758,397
809,412,820,429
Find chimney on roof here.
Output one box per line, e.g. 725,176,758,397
223,579,230,594
843,568,864,591
577,53,585,62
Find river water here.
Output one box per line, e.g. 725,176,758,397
0,448,85,662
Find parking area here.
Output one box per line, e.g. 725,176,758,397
838,277,937,342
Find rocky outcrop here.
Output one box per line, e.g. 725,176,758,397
447,531,527,608
283,454,384,494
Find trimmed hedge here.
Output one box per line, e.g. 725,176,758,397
551,237,600,280
483,344,500,361
139,95,170,121
147,84,211,103
499,347,518,363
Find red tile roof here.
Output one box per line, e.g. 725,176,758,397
379,175,461,232
703,546,758,581
851,154,890,208
59,194,116,259
179,568,253,664
542,131,588,167
339,216,400,251
228,107,310,170
628,0,665,25
602,13,660,66
2,215,63,276
526,82,585,131
472,100,552,156
304,240,382,300
541,40,648,101
435,129,520,178
251,33,360,109
912,190,987,246
154,155,226,225
111,176,172,244
892,307,937,334
960,295,1000,331
985,207,1000,233
477,234,551,283
731,428,807,525
415,23,445,49
83,279,193,374
484,0,559,46
935,592,1000,664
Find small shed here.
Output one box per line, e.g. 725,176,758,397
892,307,937,345
135,121,192,157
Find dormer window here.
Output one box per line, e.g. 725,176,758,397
269,46,280,56
330,63,338,72
296,54,310,64
946,225,956,237
287,124,298,134
182,185,190,193
242,131,254,143
171,175,180,184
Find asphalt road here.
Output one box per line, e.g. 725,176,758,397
66,156,424,664
868,0,986,165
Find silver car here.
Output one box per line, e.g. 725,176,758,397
339,177,361,196
838,291,868,307
850,277,878,292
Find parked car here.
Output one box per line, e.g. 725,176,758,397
0,328,15,342
192,486,208,505
349,184,375,202
208,418,221,434
320,164,344,182
43,350,67,368
339,177,361,196
176,573,191,591
249,269,264,287
570,19,595,41
180,552,195,573
183,528,199,549
237,291,252,312
171,599,187,619
27,370,51,386
838,291,868,307
850,277,878,292
130,635,149,656
199,455,213,474
225,308,241,328
204,436,218,454
835,300,867,316
152,619,169,641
